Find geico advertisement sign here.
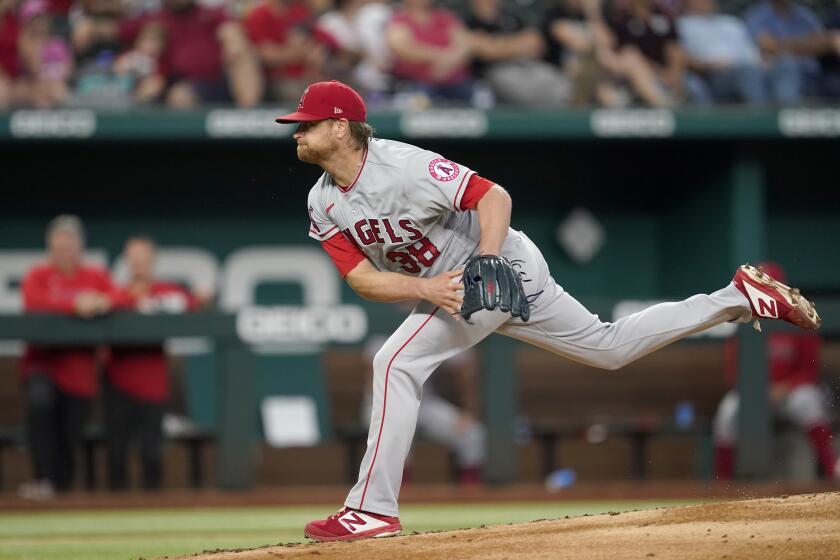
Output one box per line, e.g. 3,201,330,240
237,306,367,344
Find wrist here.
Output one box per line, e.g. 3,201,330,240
413,276,430,301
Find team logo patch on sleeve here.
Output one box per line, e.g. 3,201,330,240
428,158,460,182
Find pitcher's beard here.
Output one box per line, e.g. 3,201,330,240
297,143,331,164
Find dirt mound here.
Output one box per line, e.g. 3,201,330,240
175,492,840,560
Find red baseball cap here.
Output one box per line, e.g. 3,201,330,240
275,81,366,124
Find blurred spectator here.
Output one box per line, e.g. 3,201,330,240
541,0,632,107
69,0,262,107
465,0,572,107
70,0,123,60
819,0,840,98
0,0,20,109
113,22,167,104
744,0,824,105
362,336,485,484
678,0,769,105
385,0,475,104
121,0,263,108
311,0,362,88
18,215,113,500
70,0,134,107
244,0,325,103
17,0,74,108
106,236,204,491
315,0,394,100
713,262,840,481
607,0,688,106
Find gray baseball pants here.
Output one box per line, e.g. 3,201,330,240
346,230,752,516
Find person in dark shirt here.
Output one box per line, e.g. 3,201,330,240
541,0,660,106
606,0,689,105
465,0,571,106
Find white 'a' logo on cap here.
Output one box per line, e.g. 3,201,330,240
298,86,310,110
334,107,343,114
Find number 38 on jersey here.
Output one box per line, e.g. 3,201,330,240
346,217,441,274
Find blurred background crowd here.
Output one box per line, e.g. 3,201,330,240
1,0,839,111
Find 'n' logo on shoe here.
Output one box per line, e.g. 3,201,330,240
338,511,389,533
743,281,779,319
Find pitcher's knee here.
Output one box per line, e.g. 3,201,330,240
587,352,627,371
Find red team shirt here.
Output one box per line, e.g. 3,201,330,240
108,282,198,403
388,8,470,85
244,1,313,79
120,5,230,82
20,263,113,398
724,333,821,388
0,10,19,78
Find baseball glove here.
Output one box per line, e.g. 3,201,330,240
460,255,530,323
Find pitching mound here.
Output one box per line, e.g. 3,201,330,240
177,492,840,560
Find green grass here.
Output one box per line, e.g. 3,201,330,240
0,500,697,560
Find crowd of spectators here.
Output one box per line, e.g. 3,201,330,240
1,0,839,110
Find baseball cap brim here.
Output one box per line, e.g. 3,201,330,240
275,111,328,124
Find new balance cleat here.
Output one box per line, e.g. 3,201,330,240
304,507,401,542
733,264,821,332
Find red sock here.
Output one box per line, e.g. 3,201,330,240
714,445,735,479
807,424,837,477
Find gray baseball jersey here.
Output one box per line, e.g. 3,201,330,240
307,138,482,276
304,138,754,519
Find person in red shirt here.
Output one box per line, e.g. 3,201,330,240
244,0,327,103
75,0,262,108
0,0,20,109
713,262,839,481
385,0,475,102
105,235,203,491
19,215,113,499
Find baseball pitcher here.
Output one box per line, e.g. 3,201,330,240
275,80,821,542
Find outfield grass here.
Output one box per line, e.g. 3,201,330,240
0,500,697,560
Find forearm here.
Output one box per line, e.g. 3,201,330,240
686,55,720,74
476,184,511,255
257,43,306,67
473,30,541,60
778,32,832,56
348,268,428,303
665,43,686,76
387,27,452,64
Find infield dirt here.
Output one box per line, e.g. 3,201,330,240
175,492,840,560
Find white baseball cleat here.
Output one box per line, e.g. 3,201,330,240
732,264,821,332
